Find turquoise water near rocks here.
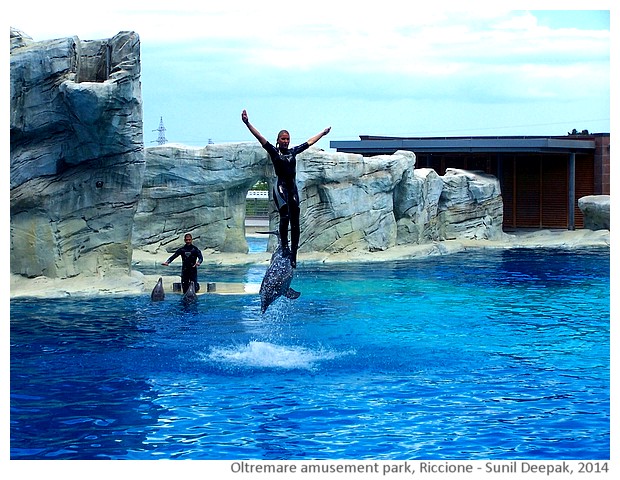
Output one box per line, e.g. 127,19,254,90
10,248,609,460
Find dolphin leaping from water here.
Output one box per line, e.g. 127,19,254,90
259,231,301,314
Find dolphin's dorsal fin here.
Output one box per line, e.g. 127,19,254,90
285,288,301,299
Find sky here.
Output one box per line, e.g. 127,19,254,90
7,1,613,152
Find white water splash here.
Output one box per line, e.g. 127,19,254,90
205,341,354,370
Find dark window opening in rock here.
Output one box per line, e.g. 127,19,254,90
76,42,111,83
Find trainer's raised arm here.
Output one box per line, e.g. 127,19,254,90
241,109,268,146
307,126,331,146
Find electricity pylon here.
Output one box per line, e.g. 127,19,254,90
153,116,167,145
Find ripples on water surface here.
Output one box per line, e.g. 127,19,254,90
10,248,610,460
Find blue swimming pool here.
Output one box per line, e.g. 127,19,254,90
10,248,610,460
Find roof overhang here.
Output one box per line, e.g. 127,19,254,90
330,136,597,155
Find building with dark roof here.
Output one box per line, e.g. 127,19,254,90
330,133,609,230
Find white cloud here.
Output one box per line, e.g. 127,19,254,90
9,0,611,144
10,3,609,75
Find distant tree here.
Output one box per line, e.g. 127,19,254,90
568,128,590,135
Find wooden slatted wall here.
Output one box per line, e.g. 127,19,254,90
417,152,595,229
541,155,568,228
515,156,542,227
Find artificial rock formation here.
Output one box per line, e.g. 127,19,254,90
10,28,505,282
133,143,268,254
133,144,505,255
297,149,411,252
578,195,610,230
10,28,144,278
437,168,505,241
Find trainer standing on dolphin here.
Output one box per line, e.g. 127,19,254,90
241,109,331,268
162,233,203,294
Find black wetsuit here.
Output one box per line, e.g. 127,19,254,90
165,244,203,293
262,141,310,263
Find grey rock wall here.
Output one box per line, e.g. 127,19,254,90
133,145,505,255
297,149,411,252
578,195,610,230
438,168,505,241
133,143,267,254
10,28,144,278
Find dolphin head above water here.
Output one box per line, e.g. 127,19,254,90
182,281,198,304
151,277,165,301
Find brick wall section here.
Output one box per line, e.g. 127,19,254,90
594,134,610,195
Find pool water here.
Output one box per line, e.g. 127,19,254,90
247,234,269,253
10,248,610,460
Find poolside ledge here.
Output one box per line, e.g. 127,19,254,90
10,229,610,299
